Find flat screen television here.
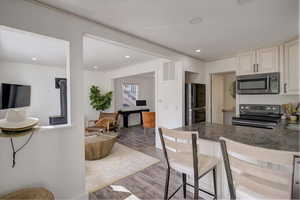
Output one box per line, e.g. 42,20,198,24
0,83,31,110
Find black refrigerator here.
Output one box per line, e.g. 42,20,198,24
185,84,206,125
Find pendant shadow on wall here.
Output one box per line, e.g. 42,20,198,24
49,78,67,125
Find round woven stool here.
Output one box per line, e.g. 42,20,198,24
0,187,54,200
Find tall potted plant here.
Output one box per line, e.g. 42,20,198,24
89,85,113,114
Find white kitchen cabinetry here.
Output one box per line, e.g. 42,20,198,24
257,47,279,73
282,39,300,95
237,51,256,75
237,47,279,75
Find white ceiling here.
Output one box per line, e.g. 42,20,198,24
83,36,157,71
36,0,299,61
0,27,68,67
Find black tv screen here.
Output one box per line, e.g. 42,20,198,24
0,83,31,109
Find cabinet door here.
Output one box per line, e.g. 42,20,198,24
237,51,256,75
257,47,279,73
284,40,300,95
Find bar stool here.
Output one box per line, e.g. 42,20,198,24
220,137,299,200
158,128,218,200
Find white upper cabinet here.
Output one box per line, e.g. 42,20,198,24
282,39,300,95
237,47,279,75
237,51,256,75
257,47,279,73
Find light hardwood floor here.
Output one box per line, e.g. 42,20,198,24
89,126,195,200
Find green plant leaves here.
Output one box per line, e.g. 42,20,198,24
89,85,112,111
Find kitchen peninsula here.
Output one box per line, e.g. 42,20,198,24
177,122,299,152
175,122,299,199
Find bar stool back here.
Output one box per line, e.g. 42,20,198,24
158,128,218,200
220,137,299,200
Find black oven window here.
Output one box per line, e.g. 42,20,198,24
238,79,267,90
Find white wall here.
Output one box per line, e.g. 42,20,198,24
106,59,163,79
0,0,86,197
0,62,66,125
0,1,204,198
185,71,204,84
205,57,299,121
114,75,155,127
238,95,299,105
0,0,197,199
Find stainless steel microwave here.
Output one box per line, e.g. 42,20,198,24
237,72,280,94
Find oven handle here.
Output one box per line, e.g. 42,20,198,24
237,76,266,81
232,120,276,125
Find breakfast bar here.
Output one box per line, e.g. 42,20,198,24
174,122,300,199
176,122,299,152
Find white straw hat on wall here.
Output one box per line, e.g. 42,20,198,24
0,109,38,131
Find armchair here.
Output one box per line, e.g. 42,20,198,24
86,112,119,133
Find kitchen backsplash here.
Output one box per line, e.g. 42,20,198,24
238,95,299,106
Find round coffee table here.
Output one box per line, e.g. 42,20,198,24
85,132,118,160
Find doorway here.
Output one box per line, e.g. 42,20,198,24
113,72,156,129
211,72,236,125
82,34,161,193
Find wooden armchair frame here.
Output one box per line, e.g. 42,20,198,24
86,112,119,133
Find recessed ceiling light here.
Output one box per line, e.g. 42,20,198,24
195,49,201,53
125,55,131,59
32,57,37,61
93,66,99,69
189,17,203,25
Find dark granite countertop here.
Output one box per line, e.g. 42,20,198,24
176,122,299,152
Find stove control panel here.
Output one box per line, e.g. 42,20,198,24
239,104,281,115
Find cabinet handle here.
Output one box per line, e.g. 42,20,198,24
256,64,258,72
284,83,287,93
253,64,256,72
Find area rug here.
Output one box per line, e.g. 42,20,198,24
85,143,160,193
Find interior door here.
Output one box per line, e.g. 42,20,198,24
211,74,224,124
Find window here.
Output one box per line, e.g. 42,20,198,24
122,84,139,107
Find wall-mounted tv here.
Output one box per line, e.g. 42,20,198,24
0,83,31,110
